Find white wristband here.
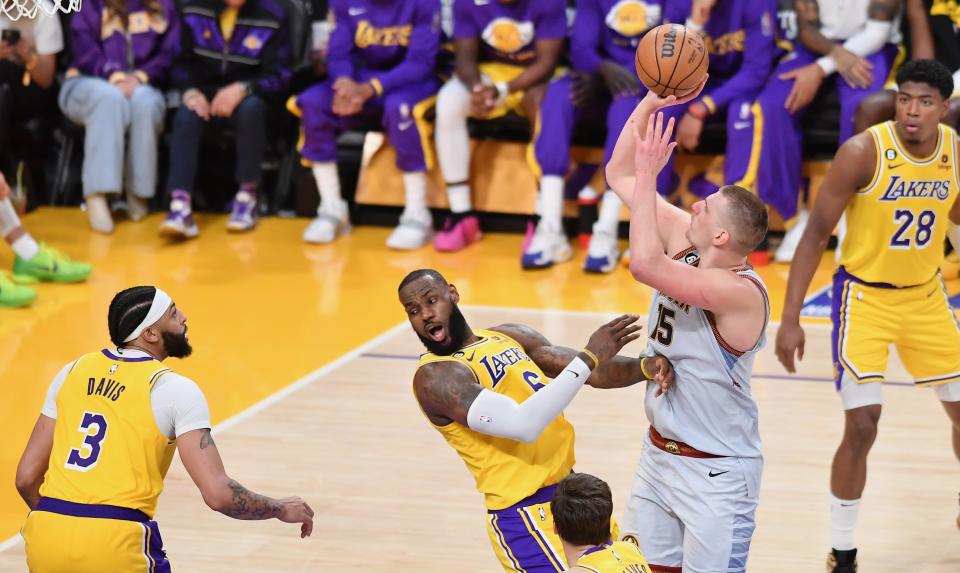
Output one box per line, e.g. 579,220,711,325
684,18,704,33
816,55,837,76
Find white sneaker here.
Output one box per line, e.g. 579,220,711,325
303,212,351,244
126,193,148,222
387,214,433,250
521,222,573,269
583,228,620,273
774,208,809,263
85,193,114,234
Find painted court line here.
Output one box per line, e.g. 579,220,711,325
0,320,410,555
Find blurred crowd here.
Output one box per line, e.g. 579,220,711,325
1,0,958,307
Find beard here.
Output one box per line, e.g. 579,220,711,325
162,329,193,358
417,304,468,356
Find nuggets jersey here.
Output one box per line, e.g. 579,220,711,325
40,350,177,517
642,249,769,458
841,121,960,286
573,541,651,572
416,329,576,510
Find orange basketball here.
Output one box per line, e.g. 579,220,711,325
635,23,709,98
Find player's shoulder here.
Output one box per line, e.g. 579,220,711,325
487,323,548,350
153,370,204,397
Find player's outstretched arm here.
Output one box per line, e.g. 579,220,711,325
15,415,55,510
178,429,315,538
414,316,642,443
775,133,874,372
490,323,674,392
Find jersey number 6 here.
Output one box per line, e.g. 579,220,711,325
65,411,108,472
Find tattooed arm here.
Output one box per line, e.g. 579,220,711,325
490,323,674,392
178,429,315,537
794,0,836,55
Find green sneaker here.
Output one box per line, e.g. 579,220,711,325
13,243,92,283
0,272,36,307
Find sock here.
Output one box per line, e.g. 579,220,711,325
11,233,40,261
538,175,564,232
447,183,472,214
830,494,860,551
595,190,623,234
0,197,20,236
402,171,429,221
170,190,192,213
312,163,344,217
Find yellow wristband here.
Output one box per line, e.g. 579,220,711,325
640,357,655,380
580,348,599,370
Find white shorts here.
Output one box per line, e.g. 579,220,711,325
838,372,960,410
620,433,763,573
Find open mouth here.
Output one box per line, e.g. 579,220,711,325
426,323,446,342
904,123,920,134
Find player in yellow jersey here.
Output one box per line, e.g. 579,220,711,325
398,269,674,572
776,59,960,573
14,286,314,572
551,473,650,573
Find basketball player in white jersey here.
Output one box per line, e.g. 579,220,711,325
604,88,770,572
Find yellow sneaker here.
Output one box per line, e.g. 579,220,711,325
0,272,36,307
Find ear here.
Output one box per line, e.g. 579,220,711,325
713,228,730,249
141,325,162,344
448,284,460,305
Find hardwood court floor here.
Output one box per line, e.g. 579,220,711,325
0,208,958,571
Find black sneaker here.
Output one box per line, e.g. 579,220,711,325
826,548,857,572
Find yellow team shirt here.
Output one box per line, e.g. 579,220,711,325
40,350,177,518
416,329,576,510
220,6,239,40
573,541,651,573
841,121,960,286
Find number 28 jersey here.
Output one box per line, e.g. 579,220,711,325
40,350,176,518
841,121,960,286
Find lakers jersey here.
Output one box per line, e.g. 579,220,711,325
416,329,576,510
40,350,177,517
573,541,651,573
841,121,960,286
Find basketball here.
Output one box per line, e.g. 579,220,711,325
635,23,709,98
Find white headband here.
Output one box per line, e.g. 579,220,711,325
123,288,173,343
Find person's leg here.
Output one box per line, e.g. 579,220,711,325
853,89,895,135
433,76,481,251
58,76,132,233
291,81,353,243
382,81,440,250
125,85,166,221
226,95,268,232
160,105,205,239
524,76,577,269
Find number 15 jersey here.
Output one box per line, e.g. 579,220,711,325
842,121,960,287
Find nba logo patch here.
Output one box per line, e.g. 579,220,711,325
243,34,264,51
539,507,546,521
109,364,118,375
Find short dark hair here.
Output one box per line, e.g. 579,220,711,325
720,185,768,255
551,473,613,546
398,269,447,293
896,59,954,100
108,286,157,347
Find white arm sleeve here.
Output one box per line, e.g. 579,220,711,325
151,373,212,439
816,20,893,76
466,357,592,443
32,4,63,55
40,361,76,419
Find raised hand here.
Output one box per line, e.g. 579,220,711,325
277,496,315,539
633,111,677,179
584,314,643,362
639,75,709,112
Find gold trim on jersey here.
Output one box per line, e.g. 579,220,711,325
885,121,943,165
860,127,883,194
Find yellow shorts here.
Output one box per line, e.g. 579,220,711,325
478,62,566,120
485,483,620,572
23,498,169,572
831,267,960,387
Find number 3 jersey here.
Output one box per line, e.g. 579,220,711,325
643,249,769,458
40,350,180,518
842,121,960,287
416,330,576,510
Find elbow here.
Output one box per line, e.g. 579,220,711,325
628,256,658,282
201,488,232,513
515,428,539,444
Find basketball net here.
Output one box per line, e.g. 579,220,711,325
1,0,81,20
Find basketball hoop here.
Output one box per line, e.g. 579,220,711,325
2,0,81,20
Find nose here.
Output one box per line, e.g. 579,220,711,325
906,99,920,117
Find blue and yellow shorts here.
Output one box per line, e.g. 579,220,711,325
23,497,169,573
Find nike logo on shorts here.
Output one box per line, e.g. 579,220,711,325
708,470,729,477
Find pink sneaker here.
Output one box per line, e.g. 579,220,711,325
520,220,535,253
434,214,482,252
